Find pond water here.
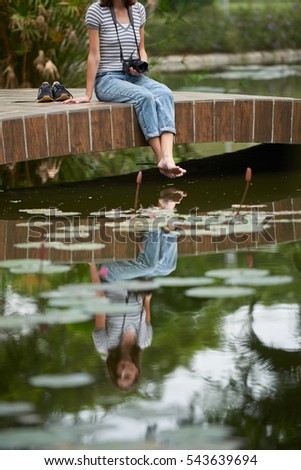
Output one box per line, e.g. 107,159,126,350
162,63,301,99
1,66,301,450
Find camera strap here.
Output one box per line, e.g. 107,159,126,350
109,6,141,63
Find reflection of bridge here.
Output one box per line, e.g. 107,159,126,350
0,89,301,165
1,196,301,263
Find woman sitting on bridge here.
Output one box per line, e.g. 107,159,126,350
64,0,186,179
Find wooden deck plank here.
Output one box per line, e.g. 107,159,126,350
175,101,194,144
47,113,70,157
292,101,301,144
69,110,91,154
254,100,273,143
195,101,214,143
215,100,234,142
91,108,113,151
25,115,48,160
2,118,27,163
273,100,292,143
234,99,254,142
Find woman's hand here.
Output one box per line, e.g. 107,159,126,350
63,95,91,104
129,67,142,77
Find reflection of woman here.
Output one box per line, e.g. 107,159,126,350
90,267,153,391
90,229,178,391
90,188,185,390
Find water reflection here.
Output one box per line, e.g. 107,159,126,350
90,189,185,391
1,176,301,449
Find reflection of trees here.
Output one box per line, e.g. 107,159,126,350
0,144,194,190
0,323,111,424
205,302,301,450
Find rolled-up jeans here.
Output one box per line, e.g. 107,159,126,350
94,72,176,141
101,230,178,282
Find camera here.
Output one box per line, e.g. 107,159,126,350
123,58,149,74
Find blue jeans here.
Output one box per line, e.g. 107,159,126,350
102,230,178,282
94,72,176,141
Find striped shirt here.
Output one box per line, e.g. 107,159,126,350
93,290,153,354
85,2,146,74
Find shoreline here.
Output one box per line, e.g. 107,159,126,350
152,49,301,72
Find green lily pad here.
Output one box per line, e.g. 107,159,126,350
84,302,142,315
205,268,270,279
112,280,160,291
40,284,100,299
185,286,255,299
156,276,215,287
28,373,95,389
0,259,51,269
0,401,35,417
0,259,69,275
225,275,293,286
10,264,70,275
15,241,105,251
0,315,28,329
48,297,109,309
49,299,142,316
19,209,80,216
30,311,91,325
16,221,53,227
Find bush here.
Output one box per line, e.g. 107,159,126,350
146,2,301,55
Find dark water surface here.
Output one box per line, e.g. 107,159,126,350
1,143,301,450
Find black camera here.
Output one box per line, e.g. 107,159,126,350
123,58,149,74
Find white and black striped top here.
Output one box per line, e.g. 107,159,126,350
85,1,146,74
92,290,153,354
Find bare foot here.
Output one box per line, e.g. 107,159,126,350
158,188,187,210
158,157,186,178
159,188,187,203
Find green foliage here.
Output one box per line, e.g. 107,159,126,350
157,0,215,12
147,2,301,55
0,0,88,88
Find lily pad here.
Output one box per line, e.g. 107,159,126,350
19,209,80,216
112,280,160,291
158,423,244,450
40,284,100,299
41,290,142,315
16,221,53,227
0,258,70,275
0,401,35,417
0,315,28,330
185,286,255,299
225,275,293,286
48,296,109,309
30,311,91,325
10,264,70,275
15,241,105,251
205,268,270,279
54,281,160,293
84,302,142,315
0,259,51,269
156,276,215,287
48,299,142,316
28,373,95,389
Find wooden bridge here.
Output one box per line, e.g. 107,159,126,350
0,88,301,165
